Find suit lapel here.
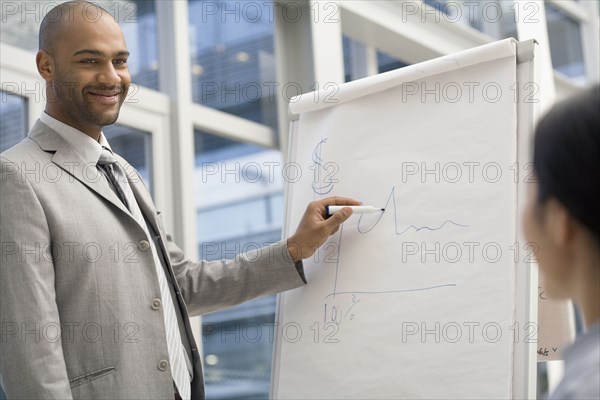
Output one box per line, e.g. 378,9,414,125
52,150,133,216
30,120,133,219
121,160,162,237
120,157,173,262
124,161,181,286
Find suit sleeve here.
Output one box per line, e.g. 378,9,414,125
0,157,73,399
162,225,307,317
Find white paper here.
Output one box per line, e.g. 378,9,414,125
273,40,520,399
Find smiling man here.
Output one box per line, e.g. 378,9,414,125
0,1,358,399
37,0,130,139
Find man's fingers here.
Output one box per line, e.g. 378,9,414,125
314,196,361,219
317,196,362,208
324,206,352,230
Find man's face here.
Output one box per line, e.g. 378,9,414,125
45,11,131,134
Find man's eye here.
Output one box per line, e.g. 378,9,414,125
80,59,96,64
113,59,128,66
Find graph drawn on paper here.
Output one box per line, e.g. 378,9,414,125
326,187,468,298
308,138,470,326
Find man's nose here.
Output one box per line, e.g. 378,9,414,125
96,62,121,85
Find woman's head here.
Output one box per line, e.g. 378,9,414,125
523,84,600,299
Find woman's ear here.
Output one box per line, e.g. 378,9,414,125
546,198,575,248
36,50,53,81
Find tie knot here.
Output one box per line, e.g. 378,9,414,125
98,147,117,166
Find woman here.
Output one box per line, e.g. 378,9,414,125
523,84,599,399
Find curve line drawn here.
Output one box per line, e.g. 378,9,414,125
357,186,469,234
310,138,336,195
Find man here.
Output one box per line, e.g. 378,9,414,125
0,1,358,398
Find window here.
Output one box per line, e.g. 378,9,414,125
421,1,518,40
378,51,408,74
202,311,278,399
0,2,40,50
343,35,409,81
116,0,159,90
0,92,27,153
545,2,586,82
343,35,354,82
188,0,279,131
0,1,159,90
194,130,285,399
465,1,517,40
423,0,451,15
103,123,153,192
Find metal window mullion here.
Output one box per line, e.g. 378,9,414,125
190,103,275,148
156,0,202,352
580,1,600,83
156,0,196,255
348,39,378,80
546,0,589,22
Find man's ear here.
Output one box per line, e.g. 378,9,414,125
546,198,575,248
36,50,54,81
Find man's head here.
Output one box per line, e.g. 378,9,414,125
37,1,131,140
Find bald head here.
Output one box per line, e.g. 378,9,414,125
35,0,130,139
39,1,116,53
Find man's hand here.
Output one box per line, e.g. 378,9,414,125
287,196,362,262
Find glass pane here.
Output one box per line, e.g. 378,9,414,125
0,1,159,90
420,1,517,40
103,124,153,192
466,1,517,40
343,35,409,80
202,305,277,399
537,361,550,398
545,3,586,82
194,130,285,399
0,2,40,50
423,0,451,15
116,0,159,90
343,35,353,82
0,92,28,152
189,1,278,131
378,51,408,74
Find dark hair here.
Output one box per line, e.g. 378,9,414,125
533,84,600,241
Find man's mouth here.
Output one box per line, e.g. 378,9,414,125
87,89,122,105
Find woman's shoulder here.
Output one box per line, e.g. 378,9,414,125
549,323,600,400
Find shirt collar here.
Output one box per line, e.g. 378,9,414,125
39,112,113,164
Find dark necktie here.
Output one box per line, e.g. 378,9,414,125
97,147,130,211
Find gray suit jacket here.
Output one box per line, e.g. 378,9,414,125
0,120,305,399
